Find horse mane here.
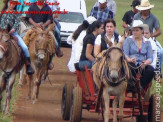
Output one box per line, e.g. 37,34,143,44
23,24,55,55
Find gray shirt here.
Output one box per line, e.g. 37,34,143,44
133,12,160,33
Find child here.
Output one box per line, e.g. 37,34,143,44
0,0,34,75
143,26,157,69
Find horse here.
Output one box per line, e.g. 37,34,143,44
22,25,55,104
0,29,24,115
92,44,130,122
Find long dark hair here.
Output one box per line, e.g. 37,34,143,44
72,20,89,40
1,0,17,11
87,20,103,35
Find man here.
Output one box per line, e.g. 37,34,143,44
47,0,63,57
122,0,140,28
134,0,161,38
89,0,113,22
93,0,117,16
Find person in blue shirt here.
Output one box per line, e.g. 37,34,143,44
123,20,154,96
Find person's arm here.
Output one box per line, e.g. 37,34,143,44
110,1,117,16
86,44,94,62
144,41,153,64
122,21,128,28
151,28,161,38
10,14,20,33
122,11,128,28
42,20,51,29
94,35,102,56
29,18,42,28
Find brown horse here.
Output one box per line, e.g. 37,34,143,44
92,45,130,122
23,26,55,104
0,29,24,115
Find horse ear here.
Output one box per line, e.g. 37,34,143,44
45,23,55,34
116,36,125,49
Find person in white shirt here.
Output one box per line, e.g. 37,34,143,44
143,26,157,69
67,16,96,72
94,19,121,56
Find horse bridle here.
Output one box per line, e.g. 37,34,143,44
101,47,127,87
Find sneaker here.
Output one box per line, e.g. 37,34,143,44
56,48,63,57
48,63,54,70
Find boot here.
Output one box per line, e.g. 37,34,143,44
25,57,34,75
56,47,63,57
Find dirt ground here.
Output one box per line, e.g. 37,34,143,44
12,47,162,122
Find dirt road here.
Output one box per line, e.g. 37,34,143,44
12,47,162,122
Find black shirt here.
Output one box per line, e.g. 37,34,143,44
26,3,53,23
80,33,96,61
122,10,136,26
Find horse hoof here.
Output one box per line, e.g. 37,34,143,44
26,96,30,100
18,83,23,88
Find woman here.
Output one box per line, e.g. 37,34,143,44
94,19,121,56
0,0,34,75
17,0,37,16
79,20,104,71
67,16,96,72
123,20,154,96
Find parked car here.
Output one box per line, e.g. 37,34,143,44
58,0,87,43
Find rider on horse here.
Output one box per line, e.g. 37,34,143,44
0,0,34,75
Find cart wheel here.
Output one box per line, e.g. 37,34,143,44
61,83,74,120
148,94,160,122
70,86,82,122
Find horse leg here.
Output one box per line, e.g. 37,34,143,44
103,88,110,122
36,74,42,100
4,74,16,115
27,75,33,100
113,96,118,122
18,66,27,87
0,75,5,111
118,93,125,121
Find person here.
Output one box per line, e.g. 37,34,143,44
134,0,161,38
143,25,157,69
122,0,140,28
67,16,96,72
93,0,117,16
16,0,37,16
47,0,63,57
79,20,104,71
123,20,154,96
89,0,113,23
0,0,34,75
94,19,121,56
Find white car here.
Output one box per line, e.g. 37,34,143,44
58,0,87,43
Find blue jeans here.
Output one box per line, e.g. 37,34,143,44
54,20,61,47
155,41,163,72
12,32,30,57
54,19,61,30
79,60,95,71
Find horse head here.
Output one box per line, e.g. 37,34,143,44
32,26,54,61
106,46,124,82
0,29,11,61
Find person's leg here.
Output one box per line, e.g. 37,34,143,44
79,60,92,71
55,19,61,31
12,32,34,75
140,65,154,89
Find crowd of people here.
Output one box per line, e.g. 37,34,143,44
67,0,163,94
0,0,162,95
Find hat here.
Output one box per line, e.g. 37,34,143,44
131,0,140,8
131,20,148,30
86,16,97,24
98,0,107,4
136,0,154,10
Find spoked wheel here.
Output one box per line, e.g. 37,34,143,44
70,86,82,122
148,94,160,122
61,83,74,120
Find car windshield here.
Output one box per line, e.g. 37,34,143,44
58,12,84,23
